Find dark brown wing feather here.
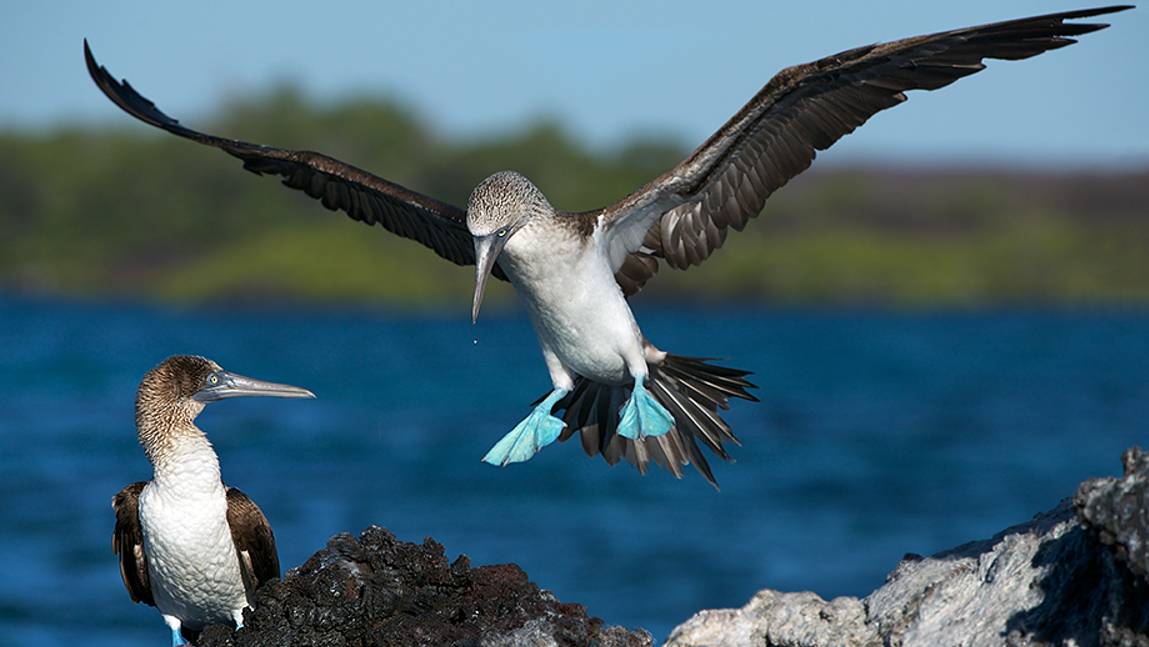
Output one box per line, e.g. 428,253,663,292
225,487,280,601
112,482,153,606
83,40,507,281
595,6,1130,295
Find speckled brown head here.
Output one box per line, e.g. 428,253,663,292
466,171,551,238
137,355,221,408
466,171,554,323
134,355,315,465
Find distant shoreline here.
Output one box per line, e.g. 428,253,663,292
2,94,1146,305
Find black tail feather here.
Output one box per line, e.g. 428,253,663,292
546,353,756,487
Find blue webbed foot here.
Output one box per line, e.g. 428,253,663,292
170,627,188,646
483,388,568,466
618,378,674,440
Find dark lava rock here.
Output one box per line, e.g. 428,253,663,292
668,446,1149,647
1076,446,1149,581
197,526,651,647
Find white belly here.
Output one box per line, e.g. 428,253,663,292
139,481,248,630
501,224,645,384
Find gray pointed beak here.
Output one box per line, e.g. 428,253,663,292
193,371,316,403
472,234,509,324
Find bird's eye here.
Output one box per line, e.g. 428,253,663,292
497,229,508,237
208,374,220,386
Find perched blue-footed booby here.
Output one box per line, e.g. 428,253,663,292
112,355,314,646
85,6,1129,486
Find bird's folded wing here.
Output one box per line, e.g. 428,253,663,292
225,487,280,601
577,6,1129,296
84,41,508,281
112,482,154,606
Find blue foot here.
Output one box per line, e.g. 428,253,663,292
483,388,569,466
618,378,674,440
171,627,188,646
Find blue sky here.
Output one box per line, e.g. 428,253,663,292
2,1,1145,165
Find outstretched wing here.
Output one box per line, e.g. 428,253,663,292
112,482,153,606
584,6,1130,295
84,40,507,281
225,487,280,603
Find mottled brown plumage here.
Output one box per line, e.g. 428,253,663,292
134,355,219,467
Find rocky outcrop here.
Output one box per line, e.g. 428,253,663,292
194,447,1148,647
196,526,651,647
667,447,1149,647
1075,447,1149,582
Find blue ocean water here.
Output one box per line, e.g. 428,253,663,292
0,297,1146,646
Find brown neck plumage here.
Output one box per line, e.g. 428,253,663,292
134,362,208,468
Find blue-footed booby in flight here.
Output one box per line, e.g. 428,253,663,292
112,355,314,645
86,6,1128,486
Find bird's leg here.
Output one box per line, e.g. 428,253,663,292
617,372,674,440
162,615,187,647
482,347,572,466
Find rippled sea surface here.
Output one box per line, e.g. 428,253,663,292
1,297,1146,645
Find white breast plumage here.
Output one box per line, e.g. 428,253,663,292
501,220,645,383
139,440,248,631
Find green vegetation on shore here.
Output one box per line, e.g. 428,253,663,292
2,87,1146,306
